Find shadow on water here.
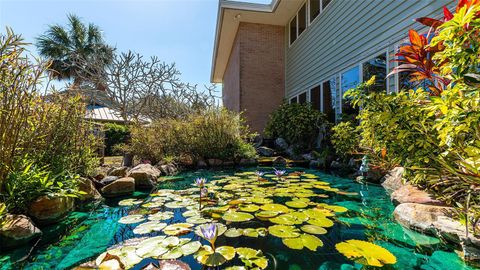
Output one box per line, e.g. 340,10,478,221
0,167,477,270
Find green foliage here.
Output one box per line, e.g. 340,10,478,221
126,108,256,164
264,103,327,148
331,121,359,160
104,123,129,156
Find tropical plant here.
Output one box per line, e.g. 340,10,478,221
104,123,129,156
264,102,328,149
36,14,114,87
331,121,360,160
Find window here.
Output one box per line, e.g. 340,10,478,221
322,0,332,10
362,53,387,92
322,80,335,123
289,17,297,45
309,0,320,23
290,96,298,104
341,66,360,116
310,86,320,110
299,92,307,104
298,3,307,36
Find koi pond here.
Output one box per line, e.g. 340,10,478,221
0,168,476,270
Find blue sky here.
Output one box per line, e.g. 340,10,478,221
0,0,270,90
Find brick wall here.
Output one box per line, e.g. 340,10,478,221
222,22,285,134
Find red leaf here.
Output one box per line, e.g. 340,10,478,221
409,29,423,48
443,6,454,21
457,0,469,12
416,17,443,28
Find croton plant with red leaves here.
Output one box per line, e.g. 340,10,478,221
389,0,480,96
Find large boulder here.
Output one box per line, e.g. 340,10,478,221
272,156,288,166
391,184,444,206
274,138,289,151
393,203,466,244
77,178,102,202
159,163,178,176
381,167,405,193
128,164,161,189
28,196,74,225
257,146,275,157
0,214,41,248
239,158,257,166
101,177,135,197
196,159,208,168
107,166,128,177
100,176,119,186
207,159,223,167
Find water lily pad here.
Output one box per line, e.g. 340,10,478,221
135,236,171,258
118,199,143,206
165,201,191,209
133,221,167,234
268,225,300,238
239,204,260,212
236,247,269,269
147,211,174,221
163,223,193,236
186,216,212,224
285,200,309,208
182,209,201,217
307,216,334,228
118,215,145,224
195,245,236,266
300,224,328,235
222,211,254,222
255,210,278,220
180,241,202,256
225,228,243,238
335,240,397,267
282,234,323,251
270,212,307,225
160,247,184,259
96,246,142,269
260,204,290,213
249,197,273,204
318,203,348,213
242,228,259,238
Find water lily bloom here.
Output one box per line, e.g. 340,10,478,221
255,171,265,178
274,169,286,178
200,223,218,249
194,177,206,187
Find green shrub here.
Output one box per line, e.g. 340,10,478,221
104,123,129,156
264,103,327,148
126,108,256,163
331,121,360,160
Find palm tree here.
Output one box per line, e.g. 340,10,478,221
36,14,114,88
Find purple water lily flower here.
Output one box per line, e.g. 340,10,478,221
200,223,218,249
194,177,206,187
274,168,286,178
255,171,265,178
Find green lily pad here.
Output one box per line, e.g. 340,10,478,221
118,199,143,206
239,204,260,212
163,223,193,236
255,210,278,220
270,212,307,225
300,224,328,235
135,236,171,258
225,228,243,238
182,209,201,217
160,247,184,259
148,211,174,221
282,234,323,251
186,216,212,224
260,204,290,213
335,239,397,267
318,203,348,213
195,245,236,266
236,247,269,269
222,211,254,222
165,201,191,209
96,246,142,269
180,241,202,256
307,216,334,228
242,228,259,238
285,200,309,208
118,215,145,224
268,225,300,238
133,221,167,234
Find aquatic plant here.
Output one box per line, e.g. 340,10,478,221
274,168,286,180
199,223,218,250
335,239,397,267
194,177,207,210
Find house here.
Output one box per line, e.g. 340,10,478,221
211,0,453,133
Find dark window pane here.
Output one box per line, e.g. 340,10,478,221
299,92,307,104
322,0,332,10
310,0,320,22
322,81,335,122
290,16,297,44
341,66,360,117
362,53,387,93
290,96,297,104
310,86,320,110
298,4,306,35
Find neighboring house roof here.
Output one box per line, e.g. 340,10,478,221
211,0,302,83
85,105,125,123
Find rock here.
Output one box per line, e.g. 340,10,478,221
272,156,288,166
207,159,223,167
107,166,128,177
128,164,161,189
223,160,235,167
309,159,324,168
101,177,135,197
347,157,361,169
274,138,289,150
28,196,74,225
100,176,119,186
330,160,343,169
197,159,207,168
239,158,257,166
381,167,405,193
159,164,178,176
366,167,386,183
393,203,465,244
94,173,105,181
77,178,102,202
257,146,275,157
302,153,315,161
391,184,444,206
0,214,41,248
285,146,302,160
253,135,263,148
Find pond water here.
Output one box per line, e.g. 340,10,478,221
0,168,477,270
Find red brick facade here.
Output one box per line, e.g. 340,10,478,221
222,22,285,134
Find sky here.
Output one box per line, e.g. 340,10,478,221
0,0,270,91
